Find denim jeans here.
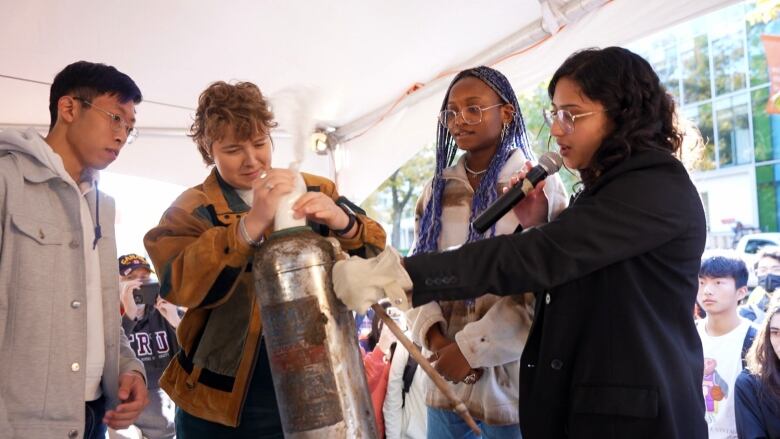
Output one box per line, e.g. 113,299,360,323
84,394,107,439
175,406,284,439
427,406,522,439
175,340,283,438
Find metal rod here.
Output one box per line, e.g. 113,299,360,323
371,303,482,437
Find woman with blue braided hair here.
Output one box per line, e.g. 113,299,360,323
405,66,567,438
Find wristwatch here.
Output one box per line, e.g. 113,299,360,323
462,369,482,385
333,203,358,236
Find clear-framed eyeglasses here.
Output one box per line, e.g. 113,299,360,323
542,108,607,135
73,96,138,144
439,103,504,127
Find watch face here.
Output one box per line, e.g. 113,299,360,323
333,203,357,235
338,202,356,217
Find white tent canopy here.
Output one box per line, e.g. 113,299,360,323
1,0,739,202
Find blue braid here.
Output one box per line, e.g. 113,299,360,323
413,66,533,255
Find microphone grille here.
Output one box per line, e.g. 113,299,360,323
539,151,563,174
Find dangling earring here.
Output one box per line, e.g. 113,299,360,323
500,122,509,142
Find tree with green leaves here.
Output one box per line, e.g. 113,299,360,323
361,143,435,252
747,0,780,25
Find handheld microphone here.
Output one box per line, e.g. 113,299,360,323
472,151,563,234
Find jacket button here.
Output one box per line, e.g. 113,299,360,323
70,300,81,309
545,293,551,305
68,429,79,438
425,279,433,287
551,359,564,370
69,240,79,249
71,362,80,372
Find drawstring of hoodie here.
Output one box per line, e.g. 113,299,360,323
92,180,102,249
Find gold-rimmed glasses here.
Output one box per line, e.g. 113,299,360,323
439,103,504,127
542,108,607,135
73,96,138,144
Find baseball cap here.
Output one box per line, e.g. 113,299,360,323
118,253,154,276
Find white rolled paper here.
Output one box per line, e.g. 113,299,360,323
273,172,307,231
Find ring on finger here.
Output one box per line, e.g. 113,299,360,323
265,183,274,190
259,171,268,180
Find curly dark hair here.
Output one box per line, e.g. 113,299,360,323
548,47,683,186
190,81,278,165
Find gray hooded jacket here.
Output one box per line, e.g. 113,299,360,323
0,128,144,438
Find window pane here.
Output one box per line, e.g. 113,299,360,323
712,19,748,96
716,95,752,167
756,163,780,232
748,17,770,85
752,86,780,162
746,4,780,87
681,33,712,104
632,36,680,103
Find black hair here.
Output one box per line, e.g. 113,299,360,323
699,255,749,289
756,246,780,269
49,61,142,129
413,66,533,254
548,47,683,186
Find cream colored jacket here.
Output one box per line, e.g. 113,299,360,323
406,149,567,425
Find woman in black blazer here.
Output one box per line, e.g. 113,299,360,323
336,47,708,439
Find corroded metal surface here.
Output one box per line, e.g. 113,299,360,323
254,227,377,438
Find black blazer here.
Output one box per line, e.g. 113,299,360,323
405,149,707,439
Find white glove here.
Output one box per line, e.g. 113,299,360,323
332,246,412,315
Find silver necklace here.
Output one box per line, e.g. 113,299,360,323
464,162,487,176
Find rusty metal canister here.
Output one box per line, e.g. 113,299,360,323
253,226,378,438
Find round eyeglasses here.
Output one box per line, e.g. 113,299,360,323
74,97,138,144
439,103,503,127
542,108,607,135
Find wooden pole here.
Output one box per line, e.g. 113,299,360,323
371,303,482,437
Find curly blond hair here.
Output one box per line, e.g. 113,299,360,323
190,81,277,165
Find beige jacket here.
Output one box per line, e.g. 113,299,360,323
406,149,567,425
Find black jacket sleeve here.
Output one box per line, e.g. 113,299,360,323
735,371,770,439
406,164,697,307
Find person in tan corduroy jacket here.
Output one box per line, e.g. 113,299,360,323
144,81,385,437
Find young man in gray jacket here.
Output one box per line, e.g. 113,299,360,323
0,61,149,438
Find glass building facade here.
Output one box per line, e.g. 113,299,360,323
630,1,780,234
